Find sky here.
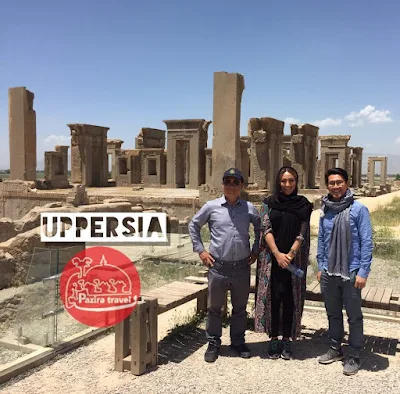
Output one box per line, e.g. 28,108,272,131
0,0,399,171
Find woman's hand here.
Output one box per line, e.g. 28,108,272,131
275,252,290,269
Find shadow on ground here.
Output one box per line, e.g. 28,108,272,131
229,326,398,372
156,322,398,373
157,327,208,365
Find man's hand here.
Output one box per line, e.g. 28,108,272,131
199,251,215,267
317,271,322,282
248,252,258,265
275,252,290,269
354,275,367,289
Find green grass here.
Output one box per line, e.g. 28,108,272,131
164,311,206,340
373,240,400,261
134,260,202,292
371,197,400,227
370,197,400,262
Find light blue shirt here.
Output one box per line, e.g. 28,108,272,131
316,200,374,278
188,195,261,262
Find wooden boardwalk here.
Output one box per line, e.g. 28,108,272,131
184,274,400,312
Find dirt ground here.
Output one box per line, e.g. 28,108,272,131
0,301,399,394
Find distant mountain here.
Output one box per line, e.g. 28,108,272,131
362,153,400,175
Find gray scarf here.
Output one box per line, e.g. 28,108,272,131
320,188,354,280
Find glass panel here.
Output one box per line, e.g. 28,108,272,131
54,245,88,343
0,248,53,365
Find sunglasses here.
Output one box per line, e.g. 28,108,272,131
223,178,241,186
327,180,344,187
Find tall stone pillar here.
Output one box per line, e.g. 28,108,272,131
211,72,244,188
68,124,109,187
249,117,284,190
290,123,319,189
8,87,37,181
107,139,124,180
240,136,250,184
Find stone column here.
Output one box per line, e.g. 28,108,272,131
211,72,244,188
367,157,375,185
8,87,37,181
381,157,388,185
249,117,284,190
290,123,319,189
68,124,109,187
56,145,69,177
205,148,213,184
240,136,250,184
107,139,124,180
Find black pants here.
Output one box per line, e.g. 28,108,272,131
270,266,294,339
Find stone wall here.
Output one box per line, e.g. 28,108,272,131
0,293,22,323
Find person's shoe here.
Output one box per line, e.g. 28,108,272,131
318,346,344,364
230,343,251,358
204,343,219,363
267,339,281,359
343,357,361,376
281,340,293,360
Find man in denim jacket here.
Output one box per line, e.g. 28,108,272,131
317,167,373,375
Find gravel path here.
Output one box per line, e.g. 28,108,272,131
1,306,399,394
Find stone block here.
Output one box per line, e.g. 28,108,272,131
0,251,15,289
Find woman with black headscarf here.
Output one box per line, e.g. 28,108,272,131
254,166,313,360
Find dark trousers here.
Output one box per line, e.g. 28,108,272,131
320,270,364,358
206,259,250,347
270,274,294,339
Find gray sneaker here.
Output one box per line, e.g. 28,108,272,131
343,357,361,376
318,347,344,364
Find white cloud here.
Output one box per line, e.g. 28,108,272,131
395,137,400,144
283,117,300,124
313,118,342,128
348,119,364,128
344,105,393,126
44,134,70,146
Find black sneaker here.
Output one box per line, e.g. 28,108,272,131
204,343,219,363
267,339,281,359
343,357,361,376
318,347,344,364
281,340,293,360
231,343,251,358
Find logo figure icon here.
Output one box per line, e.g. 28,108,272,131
60,246,141,327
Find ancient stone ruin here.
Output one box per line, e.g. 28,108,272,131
2,74,394,223
164,119,211,189
368,156,388,186
248,117,284,190
107,139,123,180
68,123,110,187
8,87,37,182
44,145,69,188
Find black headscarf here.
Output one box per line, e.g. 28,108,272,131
264,166,313,222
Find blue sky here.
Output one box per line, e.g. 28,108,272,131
0,0,399,170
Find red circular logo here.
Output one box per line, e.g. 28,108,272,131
60,246,141,328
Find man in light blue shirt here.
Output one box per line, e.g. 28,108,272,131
189,167,261,363
317,167,373,376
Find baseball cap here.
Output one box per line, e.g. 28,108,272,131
222,168,243,181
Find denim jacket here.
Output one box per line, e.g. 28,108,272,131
316,200,373,279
